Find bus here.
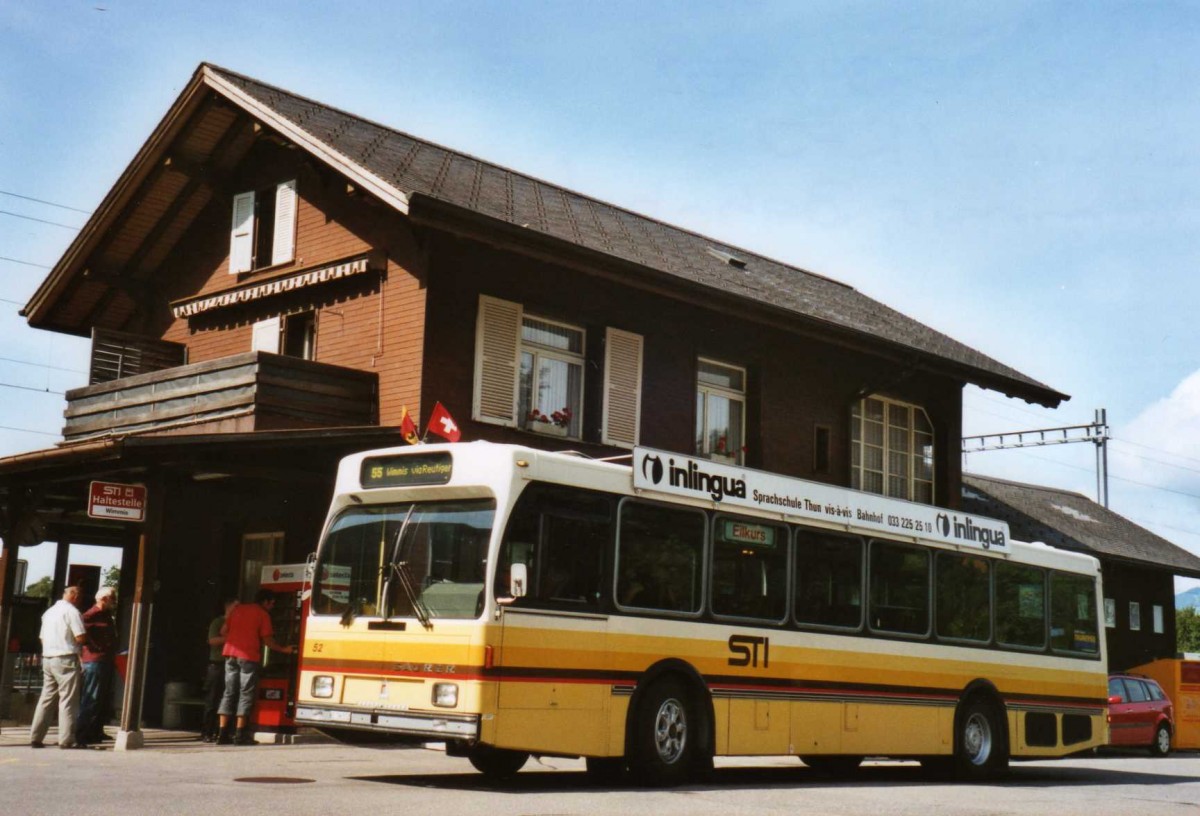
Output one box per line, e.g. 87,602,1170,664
294,442,1108,785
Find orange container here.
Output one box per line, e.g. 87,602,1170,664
1129,657,1200,750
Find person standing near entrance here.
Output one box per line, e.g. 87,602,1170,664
30,585,87,749
201,597,237,742
77,586,118,744
217,589,294,745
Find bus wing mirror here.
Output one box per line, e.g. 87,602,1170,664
510,563,528,598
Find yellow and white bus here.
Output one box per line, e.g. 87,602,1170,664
294,442,1108,784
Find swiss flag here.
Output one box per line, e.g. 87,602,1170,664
426,401,461,442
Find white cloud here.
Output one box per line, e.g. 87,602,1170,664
1116,368,1200,494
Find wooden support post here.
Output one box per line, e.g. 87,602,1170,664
115,470,164,751
52,539,70,598
0,491,25,720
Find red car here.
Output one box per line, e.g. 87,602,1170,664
1107,673,1174,756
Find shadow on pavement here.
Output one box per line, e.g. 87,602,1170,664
350,760,1200,794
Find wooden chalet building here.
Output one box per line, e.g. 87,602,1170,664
0,64,1066,741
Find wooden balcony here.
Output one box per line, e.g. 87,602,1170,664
62,352,378,442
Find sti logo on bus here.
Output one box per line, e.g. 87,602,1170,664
642,453,746,502
936,512,1006,550
728,635,769,668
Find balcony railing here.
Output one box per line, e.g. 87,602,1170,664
62,352,378,442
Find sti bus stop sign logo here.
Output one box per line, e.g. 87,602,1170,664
88,481,147,522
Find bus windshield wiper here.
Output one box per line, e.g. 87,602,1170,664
380,506,432,629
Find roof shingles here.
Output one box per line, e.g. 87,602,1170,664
208,64,1064,404
962,474,1200,578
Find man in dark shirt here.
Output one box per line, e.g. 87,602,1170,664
77,586,118,744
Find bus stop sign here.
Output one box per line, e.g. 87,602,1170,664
88,480,147,522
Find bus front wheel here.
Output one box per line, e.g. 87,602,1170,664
468,745,529,780
633,678,696,786
954,699,1008,779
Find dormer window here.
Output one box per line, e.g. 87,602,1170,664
229,180,297,274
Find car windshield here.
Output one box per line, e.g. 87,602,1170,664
313,500,495,620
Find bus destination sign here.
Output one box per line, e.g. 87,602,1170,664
361,453,452,489
632,447,1009,552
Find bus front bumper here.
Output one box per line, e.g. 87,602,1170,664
295,705,480,739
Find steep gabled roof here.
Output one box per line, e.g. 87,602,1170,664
26,63,1068,406
962,473,1200,578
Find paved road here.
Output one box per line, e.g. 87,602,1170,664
1,729,1196,816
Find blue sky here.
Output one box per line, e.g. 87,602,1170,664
3,2,1200,588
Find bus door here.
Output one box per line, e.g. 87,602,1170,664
494,488,612,757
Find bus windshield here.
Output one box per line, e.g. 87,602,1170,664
312,499,495,620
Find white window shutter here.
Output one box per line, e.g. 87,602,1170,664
473,295,522,426
602,327,643,448
271,179,297,265
229,191,255,274
251,316,281,354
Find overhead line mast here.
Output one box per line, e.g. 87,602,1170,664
962,408,1110,507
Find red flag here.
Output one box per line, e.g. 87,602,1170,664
426,401,461,442
400,406,420,445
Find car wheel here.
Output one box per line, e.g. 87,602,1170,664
1150,723,1171,757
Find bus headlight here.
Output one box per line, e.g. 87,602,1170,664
311,675,335,698
432,682,459,708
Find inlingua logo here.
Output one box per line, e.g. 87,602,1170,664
936,513,951,537
641,454,664,484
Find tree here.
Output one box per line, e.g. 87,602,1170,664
25,575,53,599
103,565,120,588
1178,607,1200,655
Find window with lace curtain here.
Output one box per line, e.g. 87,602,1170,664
518,315,584,438
850,396,934,504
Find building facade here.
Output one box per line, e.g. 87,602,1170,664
1,64,1065,733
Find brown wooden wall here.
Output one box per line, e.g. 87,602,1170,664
1102,560,1178,672
420,233,965,506
151,140,426,427
128,136,966,505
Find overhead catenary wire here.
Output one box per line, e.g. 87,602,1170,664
0,209,81,230
0,355,86,374
0,255,52,269
0,423,58,437
0,189,91,215
0,381,65,396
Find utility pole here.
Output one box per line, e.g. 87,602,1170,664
962,408,1110,507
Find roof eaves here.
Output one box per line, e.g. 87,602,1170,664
200,65,411,216
409,192,1069,407
22,68,214,329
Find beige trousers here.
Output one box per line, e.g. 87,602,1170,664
30,654,82,747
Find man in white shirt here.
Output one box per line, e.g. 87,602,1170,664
30,585,88,749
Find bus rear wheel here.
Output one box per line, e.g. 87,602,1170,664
954,699,1008,779
633,678,696,787
468,745,529,780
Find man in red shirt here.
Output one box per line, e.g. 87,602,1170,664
217,589,294,745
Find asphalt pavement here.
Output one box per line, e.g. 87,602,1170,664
1,725,1197,816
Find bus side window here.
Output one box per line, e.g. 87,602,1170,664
536,513,607,606
795,531,863,630
616,501,705,615
497,483,613,611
